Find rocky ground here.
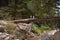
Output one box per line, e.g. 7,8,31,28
0,20,60,40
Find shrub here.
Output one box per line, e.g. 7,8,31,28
4,22,20,38
32,23,52,35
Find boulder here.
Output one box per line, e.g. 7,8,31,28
37,30,59,40
54,31,60,40
0,32,17,40
0,20,7,25
17,23,32,31
0,20,7,27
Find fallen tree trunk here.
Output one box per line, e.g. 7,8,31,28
13,17,60,23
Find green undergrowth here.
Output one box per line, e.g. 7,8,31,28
32,23,52,35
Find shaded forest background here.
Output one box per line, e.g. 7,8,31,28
0,0,56,20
